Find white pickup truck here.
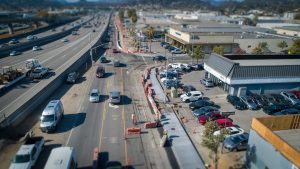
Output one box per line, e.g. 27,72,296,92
30,67,49,79
9,137,45,169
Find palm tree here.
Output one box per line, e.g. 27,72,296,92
146,26,155,52
202,121,229,169
190,46,205,63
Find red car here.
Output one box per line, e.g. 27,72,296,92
215,119,233,128
198,112,226,125
112,48,118,53
291,91,300,99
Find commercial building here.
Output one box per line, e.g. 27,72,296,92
204,54,300,96
165,23,242,53
274,26,300,37
246,115,300,169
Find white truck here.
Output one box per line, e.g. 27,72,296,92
9,136,45,169
29,66,49,79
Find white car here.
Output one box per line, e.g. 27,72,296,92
168,63,191,71
180,91,203,103
160,77,177,83
213,126,245,138
32,46,42,51
171,48,182,54
280,91,300,105
61,38,69,42
9,51,21,56
89,89,100,103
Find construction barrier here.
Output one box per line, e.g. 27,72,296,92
144,121,161,128
126,127,141,135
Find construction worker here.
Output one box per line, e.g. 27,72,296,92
131,113,137,125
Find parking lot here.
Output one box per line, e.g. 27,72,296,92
156,67,269,168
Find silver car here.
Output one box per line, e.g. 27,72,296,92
109,91,121,104
240,96,258,110
280,91,300,105
200,78,214,87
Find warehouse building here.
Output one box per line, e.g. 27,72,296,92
204,54,300,96
247,115,300,169
165,23,241,53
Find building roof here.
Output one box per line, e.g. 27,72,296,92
251,115,300,168
207,54,238,77
275,26,300,32
171,23,243,33
229,65,300,79
274,129,300,152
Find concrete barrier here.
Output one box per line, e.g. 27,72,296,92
0,13,111,128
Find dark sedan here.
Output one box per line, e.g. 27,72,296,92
262,104,286,115
226,95,247,110
153,55,167,61
274,108,300,116
189,100,215,110
223,133,249,152
193,106,219,116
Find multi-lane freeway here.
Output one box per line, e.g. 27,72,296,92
0,12,176,169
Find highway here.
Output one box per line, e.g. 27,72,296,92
1,15,91,45
0,14,109,116
0,15,175,169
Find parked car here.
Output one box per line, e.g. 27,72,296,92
9,137,45,169
167,46,176,52
215,118,234,128
262,104,285,115
261,94,278,106
32,46,42,51
9,39,19,44
89,89,100,103
160,42,168,47
292,103,300,110
240,96,258,110
160,76,177,83
190,63,203,70
200,78,214,87
223,133,249,152
280,91,300,105
180,91,203,103
109,91,121,104
0,43,9,48
275,108,300,115
198,112,226,125
153,55,166,61
9,50,21,56
213,126,245,139
193,106,219,116
250,93,269,108
66,72,79,84
182,85,196,93
189,100,215,110
271,93,293,106
171,48,182,54
226,95,247,110
40,100,64,132
163,79,180,89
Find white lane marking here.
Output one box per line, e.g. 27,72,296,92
110,137,118,144
152,141,155,148
62,54,67,58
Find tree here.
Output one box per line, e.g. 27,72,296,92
202,121,229,169
258,42,268,50
190,46,205,64
146,26,155,52
251,42,269,54
212,46,225,55
251,46,263,54
131,14,138,24
277,41,288,50
288,39,300,54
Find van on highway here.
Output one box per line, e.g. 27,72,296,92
40,100,64,132
44,147,77,169
96,66,105,78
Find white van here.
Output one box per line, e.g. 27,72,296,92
40,100,64,132
109,91,121,104
44,147,76,169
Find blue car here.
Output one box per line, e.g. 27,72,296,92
193,106,219,116
223,133,249,152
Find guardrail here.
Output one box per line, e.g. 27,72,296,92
0,13,111,128
0,17,93,58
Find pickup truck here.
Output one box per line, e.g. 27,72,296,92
30,67,49,79
9,137,45,169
